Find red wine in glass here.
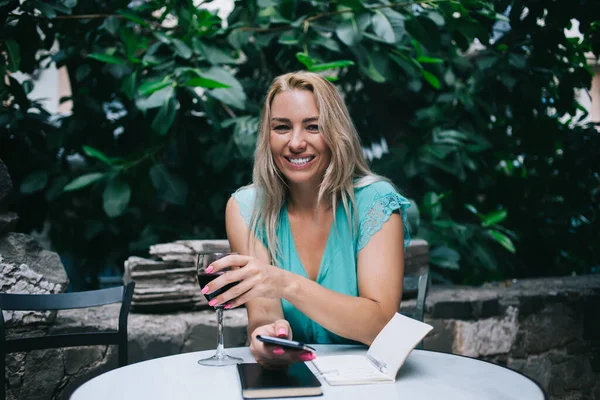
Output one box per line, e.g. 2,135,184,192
197,274,239,307
196,252,243,367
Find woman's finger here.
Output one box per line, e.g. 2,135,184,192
221,286,259,309
210,278,258,308
206,254,253,273
201,265,254,296
273,319,291,339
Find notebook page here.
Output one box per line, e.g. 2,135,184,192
312,355,392,385
367,313,433,379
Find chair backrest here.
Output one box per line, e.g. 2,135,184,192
0,282,135,400
401,268,430,350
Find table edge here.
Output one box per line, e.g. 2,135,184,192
416,349,547,400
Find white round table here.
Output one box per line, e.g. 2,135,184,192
70,345,545,400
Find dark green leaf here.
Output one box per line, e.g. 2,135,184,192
6,40,21,72
296,52,314,68
63,173,105,192
151,97,178,136
422,70,440,89
102,178,131,218
44,176,69,201
227,29,252,50
312,35,341,52
417,56,443,64
34,1,57,18
193,39,238,64
309,60,355,72
122,71,137,99
82,145,116,165
136,85,174,111
488,230,516,253
173,39,193,59
509,54,527,69
117,10,150,26
430,246,461,270
371,8,405,43
101,16,120,35
20,170,49,194
202,67,247,110
87,53,127,65
138,80,172,96
336,14,370,46
482,209,508,227
149,164,188,205
184,76,231,88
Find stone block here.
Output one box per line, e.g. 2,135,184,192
0,232,68,286
516,301,582,355
127,313,189,364
18,349,65,400
453,306,519,357
422,319,454,353
181,309,249,352
64,346,106,375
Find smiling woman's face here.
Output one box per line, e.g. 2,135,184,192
269,90,331,188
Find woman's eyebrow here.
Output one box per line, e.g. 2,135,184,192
271,117,319,123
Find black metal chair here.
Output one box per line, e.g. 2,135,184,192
0,281,135,400
401,268,430,349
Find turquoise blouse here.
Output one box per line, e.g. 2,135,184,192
232,180,411,344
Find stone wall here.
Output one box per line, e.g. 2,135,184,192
4,274,598,400
418,275,600,400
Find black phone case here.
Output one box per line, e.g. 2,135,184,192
256,335,316,352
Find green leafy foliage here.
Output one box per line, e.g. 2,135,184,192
1,0,599,288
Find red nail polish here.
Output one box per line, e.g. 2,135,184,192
201,286,209,294
208,299,218,306
224,303,232,309
273,348,285,355
206,266,214,273
277,328,287,337
299,353,315,362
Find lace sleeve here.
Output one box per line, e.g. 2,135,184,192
232,187,255,227
357,190,411,252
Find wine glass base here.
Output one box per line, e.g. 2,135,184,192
197,353,243,367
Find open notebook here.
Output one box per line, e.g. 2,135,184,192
312,313,433,385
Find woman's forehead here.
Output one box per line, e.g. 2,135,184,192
270,90,319,119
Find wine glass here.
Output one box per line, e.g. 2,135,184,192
196,251,243,367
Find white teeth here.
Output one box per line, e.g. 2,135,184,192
289,157,312,165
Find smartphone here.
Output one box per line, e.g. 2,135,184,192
256,335,316,353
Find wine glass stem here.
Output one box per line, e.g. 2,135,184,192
215,307,225,358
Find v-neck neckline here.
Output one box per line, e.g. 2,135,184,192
284,203,336,283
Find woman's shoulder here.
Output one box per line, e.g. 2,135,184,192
232,185,257,201
354,178,404,205
231,185,257,225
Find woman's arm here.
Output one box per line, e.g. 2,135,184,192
225,197,283,335
282,213,405,345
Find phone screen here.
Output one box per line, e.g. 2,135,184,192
256,335,316,353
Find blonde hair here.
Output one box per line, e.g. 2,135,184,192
248,71,384,263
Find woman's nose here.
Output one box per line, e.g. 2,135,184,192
288,128,307,151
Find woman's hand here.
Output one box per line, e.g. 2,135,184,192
200,254,292,308
249,319,315,369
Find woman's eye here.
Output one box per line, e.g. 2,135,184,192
307,125,319,132
273,125,289,131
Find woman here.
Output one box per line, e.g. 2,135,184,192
202,71,411,368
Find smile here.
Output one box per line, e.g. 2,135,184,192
284,156,316,168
